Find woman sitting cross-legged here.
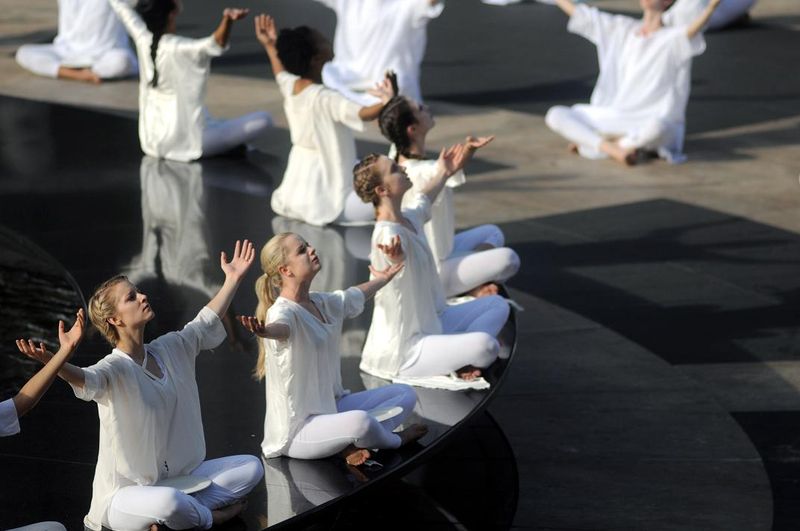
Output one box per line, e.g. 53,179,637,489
240,232,427,466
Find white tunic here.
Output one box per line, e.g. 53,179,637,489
54,0,131,67
71,307,226,531
316,0,444,105
261,287,366,457
109,0,226,162
270,71,364,226
360,194,446,379
568,4,706,162
0,398,20,437
400,159,465,265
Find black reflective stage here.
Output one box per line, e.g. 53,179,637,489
0,96,518,529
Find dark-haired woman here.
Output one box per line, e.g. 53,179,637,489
255,14,393,226
108,0,272,161
379,96,520,297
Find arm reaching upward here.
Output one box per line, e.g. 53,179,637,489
554,0,576,18
206,240,256,318
255,14,285,75
421,144,470,203
686,0,721,38
214,8,249,47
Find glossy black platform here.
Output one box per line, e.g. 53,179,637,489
0,95,518,530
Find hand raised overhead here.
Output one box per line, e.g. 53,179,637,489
223,8,249,21
254,14,278,48
221,239,256,282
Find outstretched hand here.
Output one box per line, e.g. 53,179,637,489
223,8,249,21
254,13,278,48
238,315,271,338
221,239,256,282
376,235,404,262
16,339,53,365
369,261,405,283
367,74,396,105
437,143,469,178
464,135,494,152
59,308,85,351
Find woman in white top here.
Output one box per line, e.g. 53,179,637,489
239,232,427,466
16,241,263,531
353,150,511,381
312,0,444,106
108,0,272,161
15,0,137,84
378,96,520,297
255,14,394,226
544,0,721,165
3,313,84,531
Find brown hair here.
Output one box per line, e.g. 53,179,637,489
253,233,294,380
88,275,129,346
352,153,384,207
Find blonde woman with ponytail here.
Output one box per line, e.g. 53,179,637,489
239,233,426,466
16,240,264,531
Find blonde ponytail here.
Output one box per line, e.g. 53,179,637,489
254,233,293,380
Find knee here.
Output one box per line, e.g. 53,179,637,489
473,332,500,367
391,383,418,410
483,224,505,247
236,454,265,489
246,111,273,133
498,248,521,280
349,410,375,439
545,106,569,132
488,294,511,322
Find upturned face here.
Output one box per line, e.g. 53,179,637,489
377,155,412,198
639,0,671,13
108,280,155,330
281,234,321,281
409,97,435,134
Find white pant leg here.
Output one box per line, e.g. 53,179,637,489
451,225,505,254
440,247,521,296
545,105,604,156
15,44,61,78
336,384,417,432
190,454,264,510
335,191,376,224
618,119,671,152
400,331,500,377
441,295,510,337
201,111,273,157
286,409,402,459
92,47,138,79
8,524,66,531
108,486,213,531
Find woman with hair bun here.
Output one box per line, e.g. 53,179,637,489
16,241,264,531
254,14,395,226
108,0,272,161
240,232,426,466
378,96,520,297
353,149,511,382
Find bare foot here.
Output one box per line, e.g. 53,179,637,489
467,282,500,298
211,499,247,525
567,143,579,155
599,140,636,166
398,423,428,446
342,445,370,466
455,364,482,381
57,66,102,84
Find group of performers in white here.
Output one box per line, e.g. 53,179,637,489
5,0,745,528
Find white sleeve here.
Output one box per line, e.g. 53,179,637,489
149,306,227,361
340,287,366,319
673,28,706,64
0,398,20,437
174,35,228,64
411,0,445,27
276,71,300,98
567,4,620,47
266,305,294,351
71,357,115,403
108,0,151,44
319,88,365,132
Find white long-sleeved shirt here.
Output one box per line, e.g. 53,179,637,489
54,0,132,66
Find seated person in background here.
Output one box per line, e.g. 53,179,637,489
544,0,721,165
16,0,137,83
255,14,394,226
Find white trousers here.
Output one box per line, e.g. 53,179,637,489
201,112,273,157
545,105,670,159
440,225,521,296
15,44,137,79
401,294,510,377
107,454,263,531
8,524,66,531
286,384,417,460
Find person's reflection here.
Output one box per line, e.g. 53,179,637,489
125,156,243,344
271,217,373,391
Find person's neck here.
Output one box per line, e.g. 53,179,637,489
640,10,663,33
116,330,146,363
280,280,313,303
376,197,404,223
402,135,427,160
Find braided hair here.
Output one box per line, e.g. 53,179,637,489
135,0,176,87
378,96,422,162
352,153,384,208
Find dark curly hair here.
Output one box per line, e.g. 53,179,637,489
378,96,421,161
276,26,318,78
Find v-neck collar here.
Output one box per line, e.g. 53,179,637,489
280,295,330,326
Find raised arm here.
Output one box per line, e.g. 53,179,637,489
14,309,87,406
107,0,151,43
213,8,249,47
255,14,285,75
207,240,256,318
358,75,396,121
238,316,290,341
686,0,720,38
357,261,405,300
420,144,470,203
554,0,576,18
